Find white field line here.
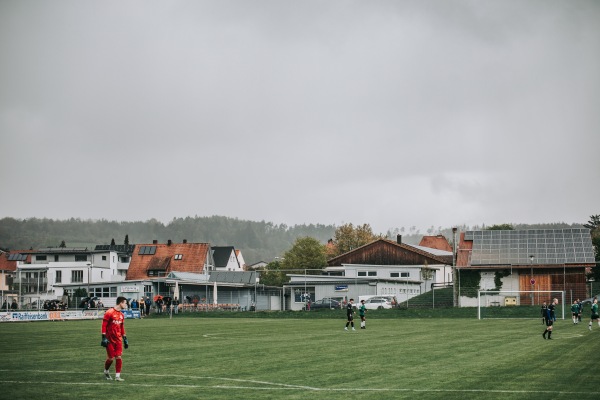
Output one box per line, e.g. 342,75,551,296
0,370,595,395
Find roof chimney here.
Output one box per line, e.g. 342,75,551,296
152,240,158,244
397,234,402,244
183,239,187,244
167,239,172,246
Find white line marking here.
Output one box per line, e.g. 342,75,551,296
0,370,596,395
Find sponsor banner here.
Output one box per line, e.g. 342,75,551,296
1,308,141,322
335,285,349,292
0,310,101,322
121,309,141,319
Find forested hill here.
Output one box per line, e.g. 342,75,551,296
0,216,584,264
0,216,337,264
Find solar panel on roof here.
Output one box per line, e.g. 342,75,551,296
466,229,595,265
138,246,157,255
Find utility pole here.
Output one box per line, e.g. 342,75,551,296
452,227,458,307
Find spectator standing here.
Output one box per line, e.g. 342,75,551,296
144,297,151,316
172,297,179,314
156,297,164,314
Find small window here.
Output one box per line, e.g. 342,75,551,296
174,254,183,260
54,255,59,262
55,270,62,283
358,271,367,277
400,272,409,278
102,255,107,261
368,271,377,277
71,270,83,283
391,272,399,278
75,254,88,262
36,255,47,261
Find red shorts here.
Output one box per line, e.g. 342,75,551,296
106,340,123,358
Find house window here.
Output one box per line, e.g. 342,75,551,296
358,271,367,277
368,271,377,277
401,272,409,278
391,272,399,278
54,255,59,262
36,255,47,261
102,256,107,261
75,254,88,262
71,270,83,283
55,271,62,283
174,254,183,260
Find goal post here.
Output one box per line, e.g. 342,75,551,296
477,290,565,320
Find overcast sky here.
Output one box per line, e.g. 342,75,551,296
1,0,599,235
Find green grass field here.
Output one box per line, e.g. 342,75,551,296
0,312,598,400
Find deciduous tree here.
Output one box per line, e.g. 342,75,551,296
282,237,327,272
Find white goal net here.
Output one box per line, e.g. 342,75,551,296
477,290,565,320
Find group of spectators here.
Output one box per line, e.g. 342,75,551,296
1,299,19,311
81,298,104,310
128,296,180,316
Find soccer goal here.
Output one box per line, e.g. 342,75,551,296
477,290,565,320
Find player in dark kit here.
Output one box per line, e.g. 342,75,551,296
359,299,367,329
101,296,129,381
540,302,548,325
344,298,355,331
542,298,558,339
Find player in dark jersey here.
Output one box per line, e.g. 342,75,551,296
101,296,129,381
344,298,355,331
540,302,547,325
542,298,558,339
571,300,579,324
359,300,367,329
588,297,599,331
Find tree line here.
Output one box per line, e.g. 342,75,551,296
0,215,591,265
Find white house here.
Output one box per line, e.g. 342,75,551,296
13,246,132,306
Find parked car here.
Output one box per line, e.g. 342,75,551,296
310,298,341,310
363,297,393,310
370,295,398,306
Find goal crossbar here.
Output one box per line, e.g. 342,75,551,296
477,290,565,320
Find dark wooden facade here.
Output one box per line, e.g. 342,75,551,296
327,239,450,267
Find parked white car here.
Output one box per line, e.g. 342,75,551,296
363,297,393,310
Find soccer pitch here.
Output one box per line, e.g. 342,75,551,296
0,315,598,400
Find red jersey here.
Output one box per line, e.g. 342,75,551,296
102,307,126,343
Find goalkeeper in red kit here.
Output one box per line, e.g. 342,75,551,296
101,296,129,381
